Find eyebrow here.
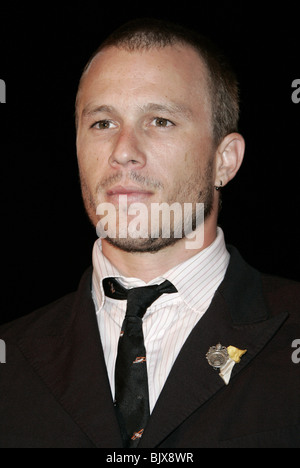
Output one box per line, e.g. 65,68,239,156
81,102,194,120
139,103,194,120
82,105,115,118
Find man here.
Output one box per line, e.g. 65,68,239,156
0,19,299,448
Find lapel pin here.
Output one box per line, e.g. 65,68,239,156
227,345,247,363
206,344,247,385
206,344,229,370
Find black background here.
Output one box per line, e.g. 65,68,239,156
0,1,299,325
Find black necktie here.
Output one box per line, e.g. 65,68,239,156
103,277,177,447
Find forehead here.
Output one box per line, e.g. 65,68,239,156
77,44,211,118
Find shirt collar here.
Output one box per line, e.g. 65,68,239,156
92,227,229,313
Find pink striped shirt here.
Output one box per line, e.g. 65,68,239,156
92,227,230,413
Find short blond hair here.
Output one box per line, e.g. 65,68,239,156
76,18,240,145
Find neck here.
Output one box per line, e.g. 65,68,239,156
101,221,218,283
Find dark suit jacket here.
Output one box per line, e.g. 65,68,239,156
0,246,299,448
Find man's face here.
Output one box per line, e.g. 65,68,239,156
76,44,217,252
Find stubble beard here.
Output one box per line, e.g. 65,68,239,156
80,160,215,254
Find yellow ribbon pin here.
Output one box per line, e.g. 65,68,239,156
227,346,247,363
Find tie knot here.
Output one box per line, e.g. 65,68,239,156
102,278,177,319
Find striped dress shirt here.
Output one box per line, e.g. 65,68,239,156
92,227,230,413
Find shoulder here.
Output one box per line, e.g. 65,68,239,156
227,245,300,317
0,292,76,343
261,273,300,321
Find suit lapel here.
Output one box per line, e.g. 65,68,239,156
18,268,123,448
140,247,288,448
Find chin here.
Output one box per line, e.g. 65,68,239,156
104,235,179,254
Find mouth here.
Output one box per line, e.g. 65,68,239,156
106,185,154,203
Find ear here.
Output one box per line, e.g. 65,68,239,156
214,133,245,188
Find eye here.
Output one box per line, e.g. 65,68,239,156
91,120,117,130
151,117,174,128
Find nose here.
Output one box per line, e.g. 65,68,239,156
108,127,146,169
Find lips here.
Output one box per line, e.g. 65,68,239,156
107,185,152,195
107,185,153,196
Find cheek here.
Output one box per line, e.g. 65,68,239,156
163,142,214,199
77,137,107,184
148,137,190,173
184,135,215,177
163,141,210,182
